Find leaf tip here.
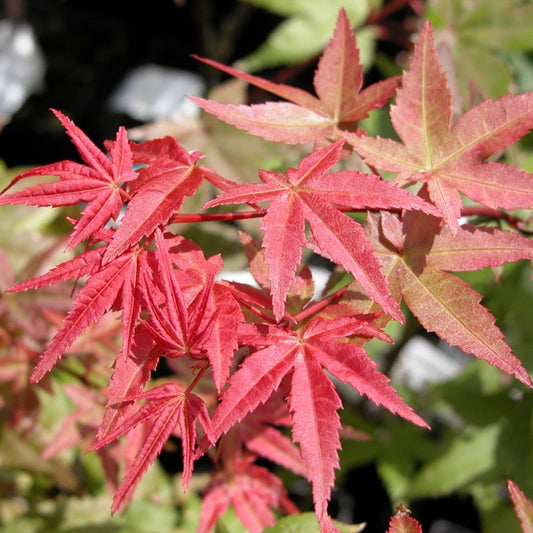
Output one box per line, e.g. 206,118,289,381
516,366,533,388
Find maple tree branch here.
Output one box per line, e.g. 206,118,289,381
366,0,415,25
460,206,533,233
168,210,266,224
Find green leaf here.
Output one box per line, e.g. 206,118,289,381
427,0,533,100
472,482,522,533
238,1,373,72
0,427,79,491
263,512,365,533
408,423,501,498
53,492,179,533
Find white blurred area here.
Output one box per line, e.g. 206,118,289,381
108,63,205,123
0,19,45,129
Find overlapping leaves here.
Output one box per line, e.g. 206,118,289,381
363,208,533,387
1,9,533,533
344,21,533,234
207,270,427,531
204,139,437,322
191,9,399,146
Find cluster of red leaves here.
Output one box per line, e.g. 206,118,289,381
2,8,533,533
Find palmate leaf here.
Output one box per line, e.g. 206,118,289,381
102,138,208,263
190,8,399,146
386,506,422,533
205,140,437,322
143,230,242,391
198,458,298,533
366,210,533,387
209,311,427,532
237,391,307,477
344,21,533,234
28,248,150,383
0,109,138,250
5,239,151,383
97,325,160,441
91,383,212,513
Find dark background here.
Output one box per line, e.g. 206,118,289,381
0,0,280,166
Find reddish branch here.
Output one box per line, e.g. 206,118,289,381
169,206,531,234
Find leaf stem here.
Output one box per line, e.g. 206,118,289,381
185,361,210,395
366,0,423,25
293,285,347,323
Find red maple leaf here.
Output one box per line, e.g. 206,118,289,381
344,21,533,233
234,392,307,478
195,389,307,479
91,382,212,513
239,230,316,316
386,505,423,533
209,307,428,530
198,454,299,533
196,392,304,532
6,237,152,383
204,139,437,322
189,8,399,145
0,109,138,250
102,136,216,263
97,324,161,442
363,208,533,386
142,230,243,391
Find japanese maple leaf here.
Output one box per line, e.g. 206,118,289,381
164,233,245,391
189,8,399,145
239,230,316,316
0,109,138,250
508,479,533,533
6,238,151,383
198,454,298,533
204,139,437,322
344,21,533,234
101,136,214,263
210,312,428,531
386,506,422,533
239,412,306,477
365,208,533,387
91,382,212,513
204,390,307,478
141,230,242,391
97,324,161,441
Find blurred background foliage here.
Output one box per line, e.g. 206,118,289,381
1,0,533,532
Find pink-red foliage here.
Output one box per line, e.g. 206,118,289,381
2,9,533,533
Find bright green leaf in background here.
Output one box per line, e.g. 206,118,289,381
237,0,376,71
427,0,533,103
263,512,365,533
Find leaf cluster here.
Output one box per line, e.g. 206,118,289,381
2,6,533,533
